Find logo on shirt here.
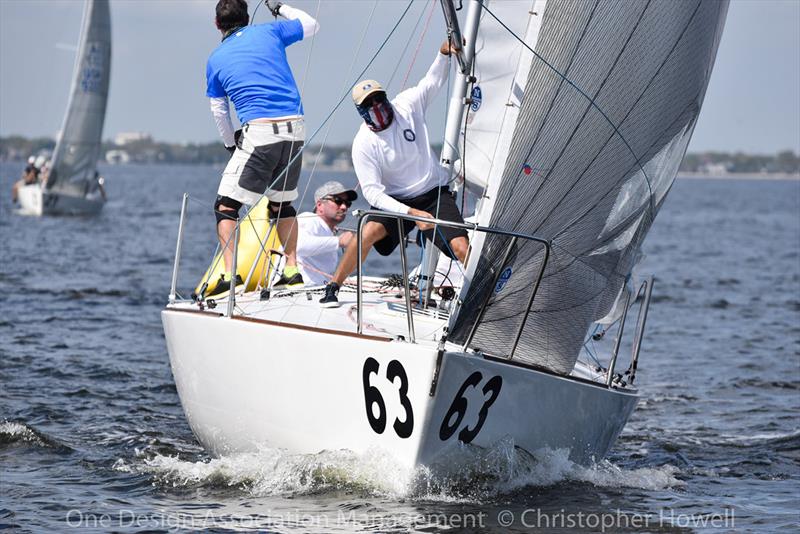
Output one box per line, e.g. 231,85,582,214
470,86,482,112
403,129,416,142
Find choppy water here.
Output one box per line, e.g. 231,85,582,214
1,163,798,532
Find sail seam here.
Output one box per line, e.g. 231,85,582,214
510,0,654,234
477,0,657,217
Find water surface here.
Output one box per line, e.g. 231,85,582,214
1,163,798,532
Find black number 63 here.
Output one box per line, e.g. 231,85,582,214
362,357,414,439
439,371,503,443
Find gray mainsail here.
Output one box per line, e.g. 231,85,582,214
450,0,728,374
46,0,111,197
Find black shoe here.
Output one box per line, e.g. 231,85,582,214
319,282,340,308
206,273,243,297
273,271,304,290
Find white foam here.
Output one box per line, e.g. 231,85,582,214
0,421,48,447
0,421,32,436
118,446,414,497
117,437,684,500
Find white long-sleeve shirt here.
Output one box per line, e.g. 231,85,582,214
209,4,319,146
351,52,451,214
295,212,340,286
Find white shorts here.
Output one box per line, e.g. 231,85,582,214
217,118,305,205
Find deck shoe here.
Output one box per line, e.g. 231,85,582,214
319,282,341,308
273,271,304,290
206,273,243,297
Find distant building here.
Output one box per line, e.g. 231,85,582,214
114,132,151,145
701,162,730,176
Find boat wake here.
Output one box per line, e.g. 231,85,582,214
115,437,683,501
0,421,72,453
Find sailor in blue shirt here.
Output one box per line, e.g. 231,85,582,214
206,0,319,296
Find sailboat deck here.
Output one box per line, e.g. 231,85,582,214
172,279,451,347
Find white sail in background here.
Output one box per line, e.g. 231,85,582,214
46,0,111,198
451,0,729,374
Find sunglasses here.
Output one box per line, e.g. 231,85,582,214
323,196,352,208
360,93,388,108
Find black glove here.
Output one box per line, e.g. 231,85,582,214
265,0,283,17
225,145,235,155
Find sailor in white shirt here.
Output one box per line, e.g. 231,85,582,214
320,41,469,308
296,181,357,286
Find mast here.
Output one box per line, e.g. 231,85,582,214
440,0,483,170
416,1,483,306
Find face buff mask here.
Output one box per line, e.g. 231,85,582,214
357,94,394,132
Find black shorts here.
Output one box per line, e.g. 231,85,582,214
371,187,468,259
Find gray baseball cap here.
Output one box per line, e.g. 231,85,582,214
314,181,358,203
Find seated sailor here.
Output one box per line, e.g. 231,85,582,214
319,40,469,308
295,181,357,287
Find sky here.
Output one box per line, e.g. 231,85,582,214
1,0,798,153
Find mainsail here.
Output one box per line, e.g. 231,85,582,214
46,0,111,197
450,0,728,374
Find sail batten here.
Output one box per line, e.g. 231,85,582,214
451,0,728,374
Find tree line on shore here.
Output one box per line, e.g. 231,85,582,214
1,135,798,175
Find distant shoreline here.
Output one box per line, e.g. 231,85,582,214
678,172,800,181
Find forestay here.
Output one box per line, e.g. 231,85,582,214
451,0,728,374
46,0,111,197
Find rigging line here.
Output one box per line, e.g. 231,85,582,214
473,0,600,222
386,0,430,90
243,0,417,214
476,0,657,216
263,0,322,284
521,1,708,243
301,0,379,196
231,0,413,287
502,0,654,236
398,0,438,90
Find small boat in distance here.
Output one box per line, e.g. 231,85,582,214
17,0,111,216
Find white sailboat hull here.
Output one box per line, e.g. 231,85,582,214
162,307,638,469
16,183,104,216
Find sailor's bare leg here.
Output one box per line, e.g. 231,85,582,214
217,209,237,272
330,221,388,285
448,236,469,264
276,216,298,267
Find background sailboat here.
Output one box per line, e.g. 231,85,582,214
17,0,111,216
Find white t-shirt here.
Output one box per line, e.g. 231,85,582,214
351,52,451,214
296,211,340,286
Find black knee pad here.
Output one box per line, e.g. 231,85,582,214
267,201,296,220
214,195,242,224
